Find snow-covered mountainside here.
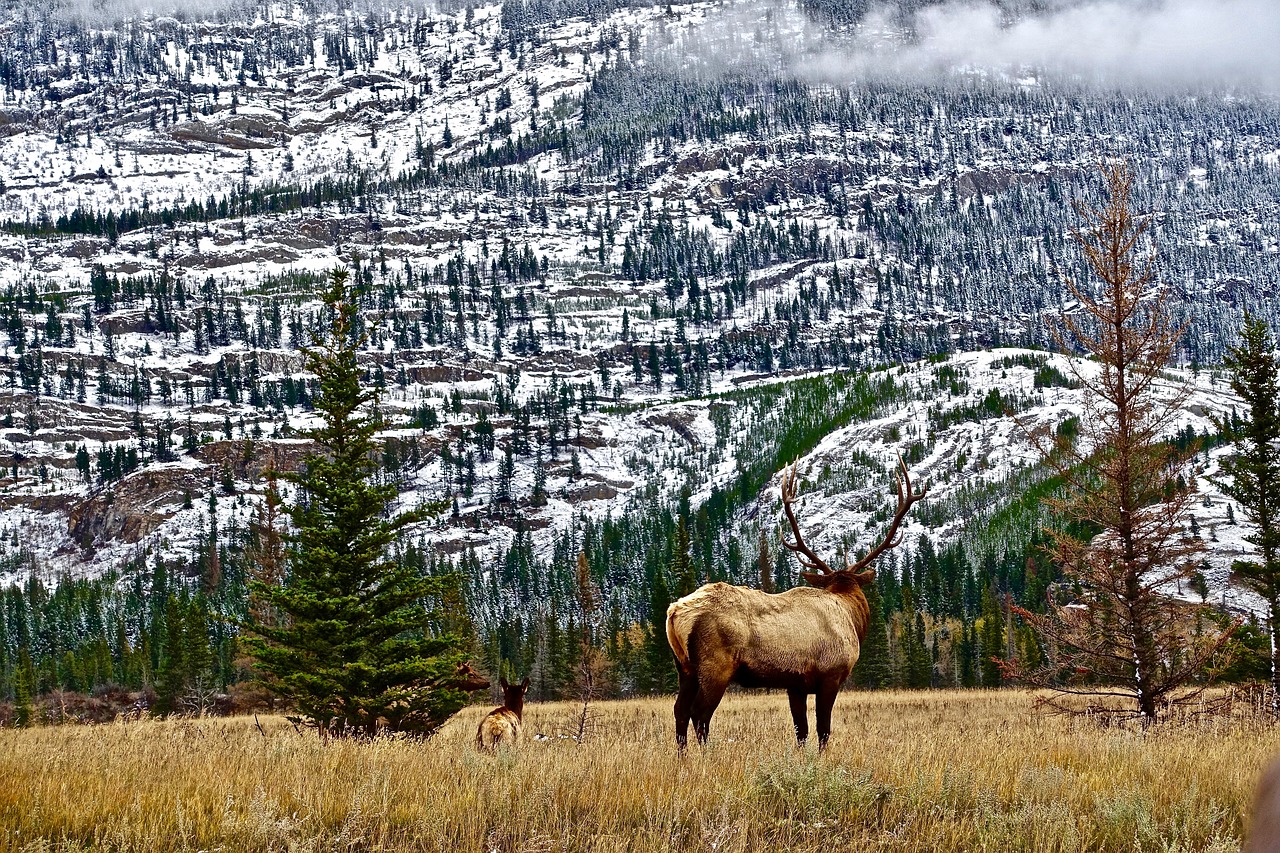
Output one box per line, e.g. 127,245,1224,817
0,0,1276,614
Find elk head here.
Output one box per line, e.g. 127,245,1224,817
450,662,491,692
499,676,530,718
780,454,926,597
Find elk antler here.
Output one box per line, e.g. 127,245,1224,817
780,456,926,576
780,462,834,574
846,455,927,573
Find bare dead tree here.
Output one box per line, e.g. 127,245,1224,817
238,468,288,707
1010,161,1236,723
180,679,222,718
570,550,609,744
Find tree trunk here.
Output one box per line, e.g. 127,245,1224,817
1271,597,1280,719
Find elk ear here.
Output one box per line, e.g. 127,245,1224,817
520,676,530,692
500,677,509,690
853,569,876,587
801,571,838,589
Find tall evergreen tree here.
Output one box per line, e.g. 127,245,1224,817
13,649,34,727
246,268,474,737
153,594,188,715
977,585,1005,688
644,563,675,693
905,611,932,689
671,515,696,598
757,529,774,593
1219,313,1280,715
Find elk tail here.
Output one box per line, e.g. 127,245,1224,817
665,602,692,676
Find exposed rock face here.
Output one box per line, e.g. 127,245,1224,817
563,479,619,502
197,439,314,480
64,440,316,550
67,466,204,548
169,120,278,150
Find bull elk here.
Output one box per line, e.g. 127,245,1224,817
476,676,530,752
666,457,925,750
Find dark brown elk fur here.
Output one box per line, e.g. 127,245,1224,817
476,676,529,752
666,458,924,750
448,662,491,693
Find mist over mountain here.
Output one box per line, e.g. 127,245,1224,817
845,0,1279,89
687,0,1280,90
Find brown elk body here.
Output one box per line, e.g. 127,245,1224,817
1247,756,1280,852
475,677,529,752
667,458,924,750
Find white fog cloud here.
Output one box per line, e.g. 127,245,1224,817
670,0,1280,92
873,0,1280,88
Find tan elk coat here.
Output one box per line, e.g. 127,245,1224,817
667,582,870,689
475,708,523,750
664,458,922,750
476,676,529,752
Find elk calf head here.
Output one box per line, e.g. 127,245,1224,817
498,676,529,718
450,662,491,693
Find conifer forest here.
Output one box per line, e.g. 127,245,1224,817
0,0,1278,736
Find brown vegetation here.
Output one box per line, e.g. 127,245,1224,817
1013,161,1233,721
0,690,1274,852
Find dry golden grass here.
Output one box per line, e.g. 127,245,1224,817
0,689,1274,852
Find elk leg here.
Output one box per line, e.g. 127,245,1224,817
674,670,698,750
788,689,809,747
691,677,729,745
815,682,840,752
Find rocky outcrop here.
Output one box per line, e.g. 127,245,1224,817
67,466,204,548
169,119,278,151
197,439,314,480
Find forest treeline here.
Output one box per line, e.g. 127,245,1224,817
0,357,1270,723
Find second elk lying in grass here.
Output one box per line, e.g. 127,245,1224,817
476,677,530,752
666,458,925,750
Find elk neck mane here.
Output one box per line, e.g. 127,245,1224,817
849,584,870,637
812,574,873,641
848,583,871,642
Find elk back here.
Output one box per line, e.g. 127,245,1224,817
666,582,864,689
476,708,523,751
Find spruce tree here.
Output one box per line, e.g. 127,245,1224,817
977,585,1005,688
153,594,188,715
907,611,932,689
644,563,675,693
14,649,34,727
757,529,774,593
852,581,891,689
246,268,472,737
671,515,696,598
1219,313,1280,715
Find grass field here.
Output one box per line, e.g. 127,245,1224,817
0,689,1276,852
